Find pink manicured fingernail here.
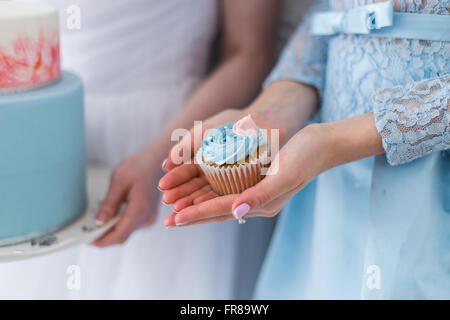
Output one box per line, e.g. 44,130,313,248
95,220,105,227
165,225,175,229
161,158,167,170
176,221,188,226
233,203,250,220
96,210,109,224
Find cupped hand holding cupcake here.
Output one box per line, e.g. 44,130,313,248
159,81,330,227
160,121,331,228
158,109,280,224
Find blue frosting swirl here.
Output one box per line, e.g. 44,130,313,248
202,122,267,166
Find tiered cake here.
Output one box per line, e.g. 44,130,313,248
0,2,86,246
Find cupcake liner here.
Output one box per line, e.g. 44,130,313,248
196,147,269,195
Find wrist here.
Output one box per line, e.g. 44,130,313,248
320,122,340,171
246,81,319,141
301,123,336,173
318,113,384,170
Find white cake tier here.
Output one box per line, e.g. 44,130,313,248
0,1,61,93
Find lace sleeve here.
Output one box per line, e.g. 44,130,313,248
372,74,450,166
263,0,329,97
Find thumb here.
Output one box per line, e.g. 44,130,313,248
231,174,288,220
164,127,194,170
96,174,129,225
231,147,302,219
165,120,207,170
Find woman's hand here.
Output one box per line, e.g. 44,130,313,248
162,108,286,171
161,112,384,227
163,109,246,171
92,150,162,247
161,123,332,227
159,81,321,226
159,107,286,209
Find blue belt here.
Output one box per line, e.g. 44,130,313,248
310,0,450,42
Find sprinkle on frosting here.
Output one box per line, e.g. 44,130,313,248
202,115,266,166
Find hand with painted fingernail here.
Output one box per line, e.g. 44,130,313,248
92,149,164,247
158,109,254,217
159,109,285,227
162,123,333,227
159,81,334,227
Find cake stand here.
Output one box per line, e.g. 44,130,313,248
0,164,123,263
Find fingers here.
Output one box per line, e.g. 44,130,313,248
173,194,238,226
158,164,200,190
230,177,285,220
93,197,148,247
179,214,235,226
164,114,224,171
162,109,245,171
96,173,130,225
165,211,263,228
162,177,208,204
192,190,217,204
173,185,212,212
164,140,185,171
164,211,232,227
230,154,300,219
164,123,200,171
232,156,292,219
164,212,178,227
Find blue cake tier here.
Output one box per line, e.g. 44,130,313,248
0,71,86,246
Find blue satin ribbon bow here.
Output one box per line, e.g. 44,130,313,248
310,0,450,42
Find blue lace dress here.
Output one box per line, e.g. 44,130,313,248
255,0,450,299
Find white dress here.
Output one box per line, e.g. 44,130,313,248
0,0,239,299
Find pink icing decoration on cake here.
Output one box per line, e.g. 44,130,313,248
0,31,61,90
232,115,259,138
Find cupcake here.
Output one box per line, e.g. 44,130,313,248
196,115,269,195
